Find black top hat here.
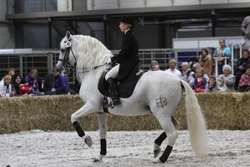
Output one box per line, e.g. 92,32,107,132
120,16,134,26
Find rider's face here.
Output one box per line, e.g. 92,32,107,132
119,22,129,33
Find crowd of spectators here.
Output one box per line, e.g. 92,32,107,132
0,66,74,98
149,38,250,93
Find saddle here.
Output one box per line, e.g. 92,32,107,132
98,64,143,99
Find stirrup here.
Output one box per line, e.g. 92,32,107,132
104,99,121,108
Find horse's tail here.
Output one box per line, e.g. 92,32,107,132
180,80,208,160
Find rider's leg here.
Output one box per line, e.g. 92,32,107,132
105,65,121,105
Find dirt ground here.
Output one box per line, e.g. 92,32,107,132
0,130,250,167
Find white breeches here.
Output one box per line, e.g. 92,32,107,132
105,64,120,80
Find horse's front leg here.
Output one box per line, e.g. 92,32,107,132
93,112,107,162
71,102,97,147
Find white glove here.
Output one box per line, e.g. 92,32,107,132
107,58,112,64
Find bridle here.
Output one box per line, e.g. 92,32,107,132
58,39,107,75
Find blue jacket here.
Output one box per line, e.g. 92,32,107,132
54,75,68,94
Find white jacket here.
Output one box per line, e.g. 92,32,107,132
0,80,14,97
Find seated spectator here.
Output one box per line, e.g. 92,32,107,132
44,72,54,92
0,75,16,97
44,67,68,95
25,67,42,95
0,67,16,84
193,67,207,93
213,39,231,75
165,59,181,78
19,80,33,95
149,61,159,71
199,48,213,80
217,65,235,92
205,75,220,92
153,64,160,71
7,67,15,83
234,49,250,91
238,65,250,92
181,62,195,88
12,74,24,96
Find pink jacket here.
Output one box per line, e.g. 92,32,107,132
238,73,250,87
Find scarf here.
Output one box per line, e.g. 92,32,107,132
199,54,211,62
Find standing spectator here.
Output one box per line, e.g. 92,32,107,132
214,39,231,75
181,62,195,88
205,75,220,92
149,61,159,71
217,65,235,92
199,48,213,80
234,49,250,90
165,59,181,78
238,65,250,92
241,15,250,48
25,67,41,95
44,67,68,95
0,75,16,97
12,74,24,96
193,67,207,93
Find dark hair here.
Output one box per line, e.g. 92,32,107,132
201,48,209,55
242,49,250,55
246,64,250,70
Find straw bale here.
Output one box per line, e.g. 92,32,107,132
0,92,250,134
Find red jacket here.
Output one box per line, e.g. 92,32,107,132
19,85,31,95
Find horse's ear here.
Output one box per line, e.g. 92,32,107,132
66,31,71,40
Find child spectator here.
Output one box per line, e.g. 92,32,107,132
205,75,220,92
12,74,24,96
0,75,16,97
193,67,207,93
25,67,41,95
19,80,33,95
238,65,250,92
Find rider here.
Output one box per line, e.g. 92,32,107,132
106,16,140,106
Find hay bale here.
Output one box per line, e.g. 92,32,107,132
0,92,250,134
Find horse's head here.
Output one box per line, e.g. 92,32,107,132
56,31,76,73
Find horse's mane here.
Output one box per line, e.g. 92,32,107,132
72,35,113,69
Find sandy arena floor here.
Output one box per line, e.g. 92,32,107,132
0,130,250,167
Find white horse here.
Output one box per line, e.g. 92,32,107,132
56,31,208,163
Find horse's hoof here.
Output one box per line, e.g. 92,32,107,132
154,148,161,158
153,158,163,164
84,136,93,147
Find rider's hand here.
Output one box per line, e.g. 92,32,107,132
107,58,112,65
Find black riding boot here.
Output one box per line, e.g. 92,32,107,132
106,78,121,107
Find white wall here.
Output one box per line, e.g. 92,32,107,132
0,0,15,49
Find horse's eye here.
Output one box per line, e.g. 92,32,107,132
64,41,67,43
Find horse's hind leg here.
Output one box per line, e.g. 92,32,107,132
153,115,178,163
154,116,180,158
93,112,107,162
